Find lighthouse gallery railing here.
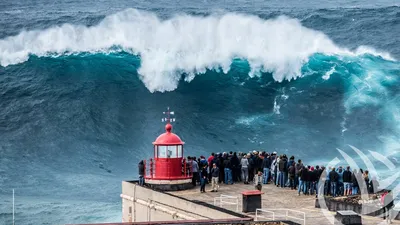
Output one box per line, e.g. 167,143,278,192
144,158,193,179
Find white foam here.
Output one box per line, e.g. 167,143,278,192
322,66,336,80
0,8,394,92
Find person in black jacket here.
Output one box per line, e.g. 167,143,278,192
301,167,309,194
218,153,225,184
223,155,233,184
369,177,379,194
351,169,359,195
262,154,271,184
329,167,339,197
288,162,296,189
278,156,287,188
295,160,303,189
230,152,240,183
382,190,394,223
138,160,145,186
343,166,352,196
248,154,255,184
199,164,208,193
255,153,263,173
309,167,318,195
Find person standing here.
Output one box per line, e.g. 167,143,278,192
301,167,310,194
237,153,243,182
337,166,344,196
298,165,304,195
271,152,277,185
278,155,287,188
381,190,394,224
329,167,339,197
138,160,145,186
248,153,255,183
351,169,359,195
191,157,199,186
207,153,215,182
262,153,271,184
287,156,295,186
325,167,331,196
288,162,296,190
309,167,317,195
343,166,352,196
223,154,233,184
218,153,225,184
276,155,282,187
240,154,250,184
363,170,370,193
369,177,380,194
314,165,321,197
295,159,303,189
230,152,240,183
200,165,207,193
210,163,220,192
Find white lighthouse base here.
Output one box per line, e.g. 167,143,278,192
145,178,192,191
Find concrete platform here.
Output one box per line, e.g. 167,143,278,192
167,182,400,225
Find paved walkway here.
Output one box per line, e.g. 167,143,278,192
169,182,399,225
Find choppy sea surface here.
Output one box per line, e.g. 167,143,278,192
0,0,400,224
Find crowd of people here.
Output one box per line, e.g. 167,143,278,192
186,150,381,197
138,150,394,223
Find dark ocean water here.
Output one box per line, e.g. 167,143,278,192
1,0,400,224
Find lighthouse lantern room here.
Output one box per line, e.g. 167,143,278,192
143,108,193,191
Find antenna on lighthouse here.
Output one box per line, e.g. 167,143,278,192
161,107,175,123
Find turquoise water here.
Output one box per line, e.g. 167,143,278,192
0,1,399,224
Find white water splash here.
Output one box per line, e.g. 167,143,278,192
0,8,394,92
273,97,281,115
322,66,336,80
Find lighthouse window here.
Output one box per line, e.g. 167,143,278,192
157,146,167,158
177,145,182,157
166,146,176,158
157,145,181,158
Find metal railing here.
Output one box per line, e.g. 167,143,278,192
255,208,306,225
213,194,239,212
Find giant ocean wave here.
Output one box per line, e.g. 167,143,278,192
0,8,395,92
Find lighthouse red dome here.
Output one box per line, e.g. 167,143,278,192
153,124,184,145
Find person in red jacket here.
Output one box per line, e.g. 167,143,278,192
207,153,215,181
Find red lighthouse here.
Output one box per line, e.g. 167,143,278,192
143,108,193,191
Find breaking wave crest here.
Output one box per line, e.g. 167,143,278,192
0,8,394,92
